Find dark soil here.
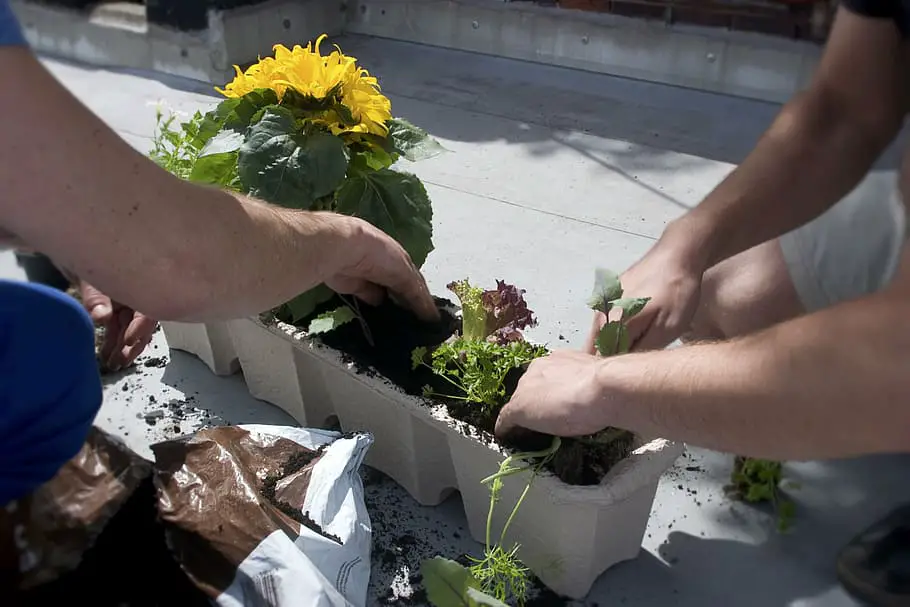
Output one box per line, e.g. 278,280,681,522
297,294,634,486
13,477,209,606
260,448,342,544
303,295,460,395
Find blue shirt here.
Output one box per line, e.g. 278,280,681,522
0,0,25,46
0,280,102,504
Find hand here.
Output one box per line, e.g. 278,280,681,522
324,216,439,323
584,240,703,354
79,281,159,371
494,350,610,440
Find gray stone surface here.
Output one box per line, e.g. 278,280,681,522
5,36,910,605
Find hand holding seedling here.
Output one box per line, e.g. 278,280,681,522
494,349,611,440
584,240,702,353
79,281,158,371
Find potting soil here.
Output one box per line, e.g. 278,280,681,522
301,294,633,486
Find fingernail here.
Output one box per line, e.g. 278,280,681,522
90,304,112,318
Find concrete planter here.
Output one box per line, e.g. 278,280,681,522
12,0,347,84
164,316,682,599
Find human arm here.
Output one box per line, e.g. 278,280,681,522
499,246,910,461
588,5,910,351
0,47,437,323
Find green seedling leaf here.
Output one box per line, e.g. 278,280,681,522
335,168,434,267
777,499,796,533
388,117,447,162
595,321,630,357
588,268,623,313
238,106,349,209
465,588,510,607
307,306,356,335
283,284,335,324
609,297,650,320
421,557,483,607
411,346,428,370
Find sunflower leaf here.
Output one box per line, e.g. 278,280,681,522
238,106,348,209
388,117,447,162
334,168,434,267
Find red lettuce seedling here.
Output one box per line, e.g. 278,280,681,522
447,279,538,344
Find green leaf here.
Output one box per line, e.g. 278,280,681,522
238,107,349,209
388,117,447,162
609,297,650,320
283,285,335,324
188,151,239,187
307,306,356,335
411,346,428,370
465,588,509,607
421,557,483,607
595,321,629,357
216,88,280,131
200,129,245,156
588,268,623,313
335,168,434,267
350,146,396,173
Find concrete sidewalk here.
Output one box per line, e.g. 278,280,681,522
5,35,910,605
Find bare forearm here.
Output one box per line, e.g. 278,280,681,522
0,48,355,321
20,181,351,321
598,292,910,460
666,90,900,269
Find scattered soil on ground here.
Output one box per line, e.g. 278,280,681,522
363,468,572,606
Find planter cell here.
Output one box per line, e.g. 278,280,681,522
160,321,239,376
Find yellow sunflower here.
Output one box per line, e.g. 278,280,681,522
215,35,392,137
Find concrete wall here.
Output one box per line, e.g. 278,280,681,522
10,0,347,83
11,0,823,103
346,0,822,104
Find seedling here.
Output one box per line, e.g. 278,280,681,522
421,438,562,606
412,279,547,415
570,268,650,451
727,456,797,532
307,296,375,346
414,279,556,604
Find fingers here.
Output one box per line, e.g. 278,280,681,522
99,307,125,371
79,282,113,323
583,311,607,355
353,226,439,323
328,276,386,307
389,270,439,323
118,314,159,367
628,310,681,353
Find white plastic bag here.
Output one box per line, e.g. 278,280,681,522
153,424,374,607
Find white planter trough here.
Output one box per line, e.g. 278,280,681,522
160,321,239,376
169,316,684,599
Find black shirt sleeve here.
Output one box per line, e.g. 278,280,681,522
839,0,901,20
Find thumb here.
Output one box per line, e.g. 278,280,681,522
78,282,112,322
